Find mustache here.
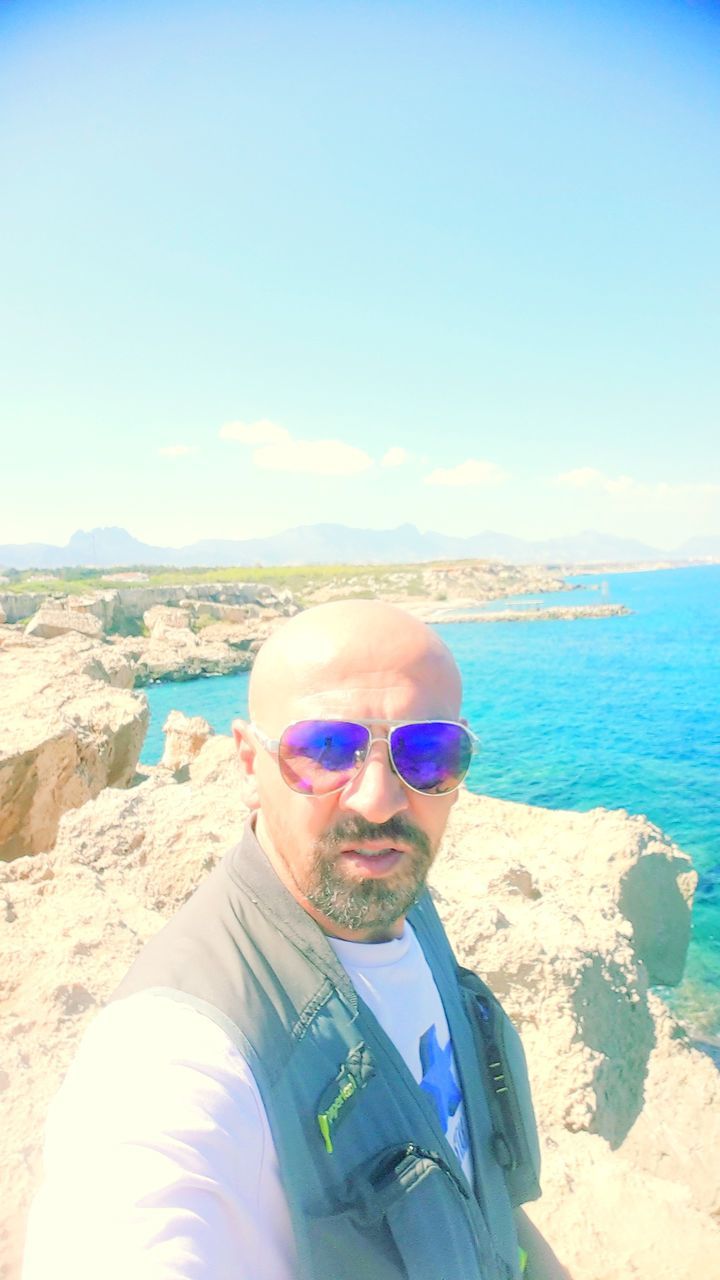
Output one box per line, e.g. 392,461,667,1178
318,814,432,858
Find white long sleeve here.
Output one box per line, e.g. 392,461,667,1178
23,991,296,1280
23,925,470,1278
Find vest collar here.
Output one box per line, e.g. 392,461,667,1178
226,818,361,1013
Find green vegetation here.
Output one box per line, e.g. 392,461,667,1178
2,560,442,599
140,562,419,591
113,616,146,637
194,611,219,631
1,578,104,596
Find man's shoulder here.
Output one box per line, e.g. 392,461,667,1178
72,990,250,1081
48,990,264,1148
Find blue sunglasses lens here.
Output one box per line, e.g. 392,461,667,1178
390,721,473,794
278,720,370,794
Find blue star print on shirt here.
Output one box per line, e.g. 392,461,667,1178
418,1024,463,1130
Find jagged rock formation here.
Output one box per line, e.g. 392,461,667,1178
0,581,298,636
142,604,193,632
25,606,105,639
182,599,267,623
0,592,49,624
438,793,719,1278
0,722,717,1279
160,709,214,772
0,584,298,684
112,581,297,623
112,623,262,682
0,634,147,860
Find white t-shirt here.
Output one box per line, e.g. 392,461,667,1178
23,924,471,1280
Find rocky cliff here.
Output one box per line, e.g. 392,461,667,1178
0,634,148,860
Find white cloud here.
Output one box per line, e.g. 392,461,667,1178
219,419,289,446
220,419,373,476
381,446,409,468
254,438,373,475
157,444,197,458
555,467,638,495
555,468,720,502
424,459,508,487
555,467,607,490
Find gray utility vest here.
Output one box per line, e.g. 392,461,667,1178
114,824,541,1280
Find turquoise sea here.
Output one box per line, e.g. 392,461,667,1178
140,565,720,1044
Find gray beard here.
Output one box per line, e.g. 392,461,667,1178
303,815,433,932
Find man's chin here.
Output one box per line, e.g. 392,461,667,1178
306,862,429,934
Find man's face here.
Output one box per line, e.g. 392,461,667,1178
235,636,461,942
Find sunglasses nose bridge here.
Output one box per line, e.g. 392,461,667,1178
355,733,394,774
338,733,411,819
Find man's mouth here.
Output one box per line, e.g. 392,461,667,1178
339,843,409,876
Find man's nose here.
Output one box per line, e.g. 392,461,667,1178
339,740,410,823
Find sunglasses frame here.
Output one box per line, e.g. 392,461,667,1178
250,717,478,798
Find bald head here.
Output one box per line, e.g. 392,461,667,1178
249,600,461,731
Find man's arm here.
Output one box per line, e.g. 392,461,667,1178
515,1208,573,1280
23,992,296,1280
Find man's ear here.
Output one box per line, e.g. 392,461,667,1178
232,719,260,811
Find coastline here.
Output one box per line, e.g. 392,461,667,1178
2,562,719,1279
2,565,716,1031
402,600,631,623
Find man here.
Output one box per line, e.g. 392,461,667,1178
24,600,567,1280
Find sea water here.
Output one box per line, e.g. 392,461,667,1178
140,564,720,1042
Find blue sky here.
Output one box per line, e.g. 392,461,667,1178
2,0,719,549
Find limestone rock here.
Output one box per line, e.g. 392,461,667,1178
161,709,214,772
0,634,148,860
187,733,239,787
114,581,298,625
522,1125,720,1280
0,592,48,624
428,791,719,1277
80,645,136,690
432,793,699,1142
192,618,276,651
113,624,265,683
143,604,192,633
25,606,104,640
7,630,137,694
65,590,119,630
438,793,696,988
183,599,258,624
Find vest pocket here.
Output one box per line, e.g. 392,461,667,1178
306,1143,503,1280
304,1204,406,1280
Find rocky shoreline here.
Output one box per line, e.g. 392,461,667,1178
2,574,717,1280
1,705,718,1280
406,601,630,623
0,564,631,686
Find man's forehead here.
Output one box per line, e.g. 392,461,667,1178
261,659,461,731
248,602,460,722
285,644,451,695
291,671,428,705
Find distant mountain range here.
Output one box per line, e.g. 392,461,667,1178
1,524,719,570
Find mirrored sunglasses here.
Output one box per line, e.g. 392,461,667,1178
251,718,476,797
